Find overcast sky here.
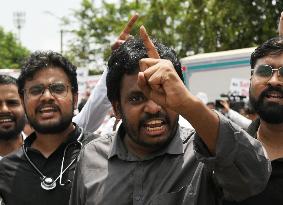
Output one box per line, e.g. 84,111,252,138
0,0,85,52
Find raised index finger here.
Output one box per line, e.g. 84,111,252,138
118,13,139,40
139,25,160,59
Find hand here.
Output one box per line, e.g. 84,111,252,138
138,26,189,113
111,13,139,50
279,11,283,37
219,99,230,113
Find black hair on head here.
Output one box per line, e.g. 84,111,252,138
17,51,78,96
0,75,17,85
251,36,283,69
106,37,183,104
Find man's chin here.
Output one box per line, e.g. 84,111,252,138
0,130,21,141
257,103,283,124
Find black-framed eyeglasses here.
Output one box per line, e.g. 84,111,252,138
24,83,70,99
251,64,283,82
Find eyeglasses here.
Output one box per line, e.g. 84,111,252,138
24,83,70,99
251,64,283,82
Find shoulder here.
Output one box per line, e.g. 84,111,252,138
78,133,114,165
0,148,25,177
83,133,113,153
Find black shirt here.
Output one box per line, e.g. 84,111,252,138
224,119,283,204
0,124,96,205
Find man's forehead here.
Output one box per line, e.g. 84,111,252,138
0,84,18,92
25,67,69,85
120,74,140,92
0,84,20,99
256,53,283,66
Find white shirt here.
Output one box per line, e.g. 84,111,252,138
72,69,112,133
227,109,252,130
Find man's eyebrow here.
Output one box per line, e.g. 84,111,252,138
128,91,144,96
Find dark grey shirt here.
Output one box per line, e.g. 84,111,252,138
70,114,270,205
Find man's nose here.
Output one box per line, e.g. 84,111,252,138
0,103,10,113
144,100,162,114
267,71,283,86
40,88,54,99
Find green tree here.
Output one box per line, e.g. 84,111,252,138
65,0,283,68
0,27,30,69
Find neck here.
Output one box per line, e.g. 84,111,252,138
0,134,23,157
32,124,75,158
257,120,283,160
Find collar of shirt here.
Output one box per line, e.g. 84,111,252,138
108,124,185,161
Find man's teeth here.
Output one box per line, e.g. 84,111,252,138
0,119,13,123
266,92,283,98
146,126,164,131
40,107,56,112
144,120,164,129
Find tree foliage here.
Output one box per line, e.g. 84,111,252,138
0,27,30,69
65,0,283,68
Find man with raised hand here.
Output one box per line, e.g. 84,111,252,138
0,75,26,159
69,27,270,205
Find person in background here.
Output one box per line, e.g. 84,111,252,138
69,27,270,205
206,101,216,109
0,75,26,159
218,99,252,130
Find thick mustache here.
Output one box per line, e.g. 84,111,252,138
139,113,168,125
36,104,59,113
260,86,283,98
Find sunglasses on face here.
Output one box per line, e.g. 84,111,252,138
251,64,283,82
24,83,70,99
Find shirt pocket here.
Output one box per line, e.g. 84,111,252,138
149,185,196,205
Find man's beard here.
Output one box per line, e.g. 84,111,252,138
249,86,283,124
27,104,74,134
120,108,179,150
0,116,25,141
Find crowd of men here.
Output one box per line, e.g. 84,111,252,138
0,12,282,205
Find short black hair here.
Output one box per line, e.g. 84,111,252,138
106,37,184,104
251,36,283,70
0,75,17,85
17,51,78,96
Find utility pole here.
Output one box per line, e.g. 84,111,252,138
13,11,25,43
44,11,65,54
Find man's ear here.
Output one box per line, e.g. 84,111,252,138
112,101,121,119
